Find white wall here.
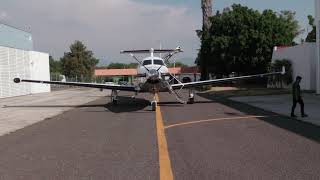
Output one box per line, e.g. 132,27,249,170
0,46,31,98
272,43,316,90
30,51,50,94
0,46,50,98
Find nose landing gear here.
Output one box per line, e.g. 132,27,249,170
151,92,158,111
151,101,157,111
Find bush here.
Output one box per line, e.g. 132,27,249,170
269,59,293,87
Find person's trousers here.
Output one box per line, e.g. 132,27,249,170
291,98,305,115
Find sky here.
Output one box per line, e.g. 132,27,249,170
0,0,315,66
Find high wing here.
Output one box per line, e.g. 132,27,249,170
172,66,286,90
13,78,138,92
120,47,183,54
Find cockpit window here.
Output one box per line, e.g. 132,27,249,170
143,60,152,65
153,60,164,65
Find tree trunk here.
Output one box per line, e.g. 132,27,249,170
200,0,212,80
202,0,212,32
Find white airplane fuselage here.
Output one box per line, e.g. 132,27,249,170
136,56,171,93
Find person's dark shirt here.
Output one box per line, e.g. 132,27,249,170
292,81,301,100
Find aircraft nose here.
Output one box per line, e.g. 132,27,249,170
149,69,159,77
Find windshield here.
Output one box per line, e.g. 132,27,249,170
153,59,164,65
142,60,152,65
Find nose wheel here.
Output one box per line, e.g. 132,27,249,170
151,101,157,111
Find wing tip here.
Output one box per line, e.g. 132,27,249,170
13,78,21,83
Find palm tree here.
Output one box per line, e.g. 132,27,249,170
202,0,212,32
200,0,212,80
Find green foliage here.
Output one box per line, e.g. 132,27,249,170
198,4,301,79
60,40,99,78
306,15,316,42
167,62,188,68
270,59,293,85
49,56,62,74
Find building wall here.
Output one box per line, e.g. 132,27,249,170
0,24,33,51
272,43,316,90
0,46,50,98
0,46,31,98
30,51,50,93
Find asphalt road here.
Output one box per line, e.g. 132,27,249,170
0,91,320,180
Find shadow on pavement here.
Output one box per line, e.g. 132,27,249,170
198,93,320,143
158,100,216,107
105,96,150,113
2,104,107,108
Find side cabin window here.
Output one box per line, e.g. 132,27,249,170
153,59,164,65
143,60,152,66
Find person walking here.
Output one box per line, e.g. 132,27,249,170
291,76,308,118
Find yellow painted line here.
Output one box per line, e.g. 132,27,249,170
155,94,174,180
165,115,273,129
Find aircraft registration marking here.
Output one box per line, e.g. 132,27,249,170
155,94,174,180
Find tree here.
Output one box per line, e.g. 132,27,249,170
199,0,213,80
60,41,99,78
167,62,188,68
198,4,301,78
270,59,293,85
306,15,316,42
49,56,62,74
202,0,213,32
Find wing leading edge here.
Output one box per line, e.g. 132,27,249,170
13,78,138,92
172,66,286,90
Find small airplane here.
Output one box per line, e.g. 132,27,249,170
14,46,286,111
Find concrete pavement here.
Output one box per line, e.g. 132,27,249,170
0,88,108,136
230,93,320,126
0,91,319,179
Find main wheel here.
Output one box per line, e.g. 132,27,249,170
112,98,118,105
188,97,195,104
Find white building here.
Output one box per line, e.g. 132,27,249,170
0,24,50,98
271,0,320,92
272,43,317,90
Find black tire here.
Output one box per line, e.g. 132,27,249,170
151,102,157,111
188,97,194,104
182,77,191,83
112,99,118,105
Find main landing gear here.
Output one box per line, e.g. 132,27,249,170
111,90,118,105
188,89,195,104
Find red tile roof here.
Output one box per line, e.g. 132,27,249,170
95,69,137,76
